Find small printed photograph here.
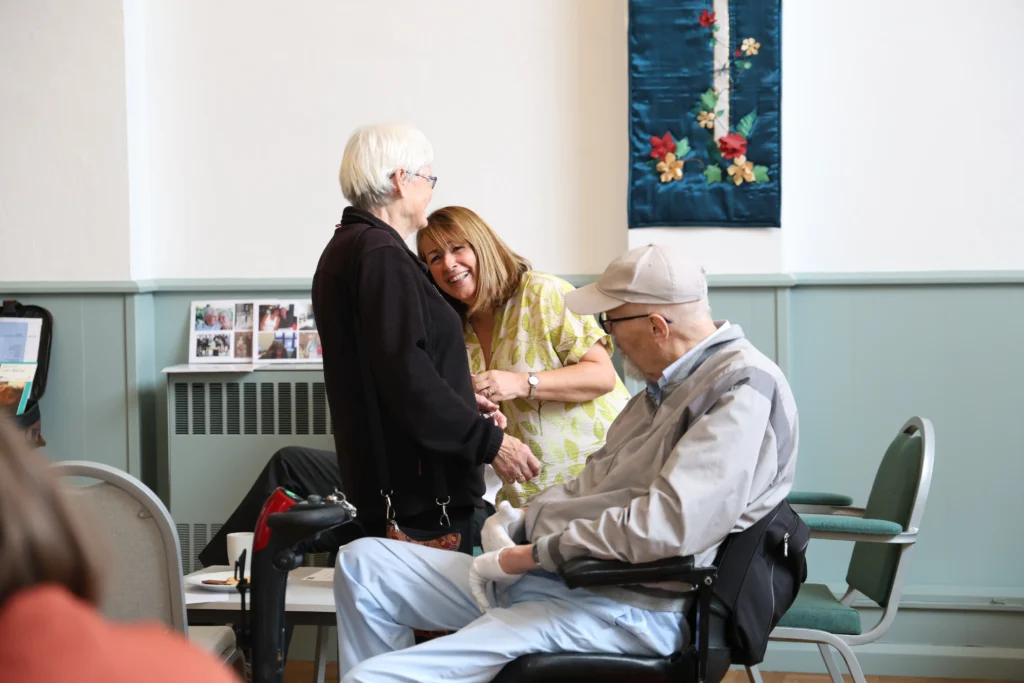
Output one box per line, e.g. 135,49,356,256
295,302,316,330
0,381,28,410
298,332,322,360
258,304,296,332
234,303,254,331
234,331,253,359
194,303,235,331
195,333,232,358
257,330,298,360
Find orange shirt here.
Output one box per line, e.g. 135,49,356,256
0,584,238,682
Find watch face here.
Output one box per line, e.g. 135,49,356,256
529,376,539,386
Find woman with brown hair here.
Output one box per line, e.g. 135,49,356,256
417,206,632,507
0,417,238,683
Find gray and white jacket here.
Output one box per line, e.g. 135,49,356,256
526,323,799,611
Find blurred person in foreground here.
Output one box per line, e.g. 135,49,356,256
0,417,238,683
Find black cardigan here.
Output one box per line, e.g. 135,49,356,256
311,208,503,521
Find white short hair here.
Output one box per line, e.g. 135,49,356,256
339,123,434,210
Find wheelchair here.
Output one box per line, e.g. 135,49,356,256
239,487,732,683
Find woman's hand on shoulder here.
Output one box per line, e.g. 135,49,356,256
473,370,529,403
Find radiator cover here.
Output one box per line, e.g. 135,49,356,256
165,367,337,574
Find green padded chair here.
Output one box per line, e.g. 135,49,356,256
748,416,935,683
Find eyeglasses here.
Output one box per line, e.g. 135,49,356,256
389,170,437,189
411,172,437,189
598,312,672,334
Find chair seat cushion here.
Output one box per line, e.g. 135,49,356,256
787,491,854,506
492,652,684,683
188,625,236,660
777,583,862,635
801,514,903,536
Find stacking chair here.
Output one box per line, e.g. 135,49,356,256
54,461,242,667
748,416,935,683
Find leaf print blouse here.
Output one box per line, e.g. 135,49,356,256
465,271,632,507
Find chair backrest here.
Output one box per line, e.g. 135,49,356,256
845,416,934,607
52,461,188,634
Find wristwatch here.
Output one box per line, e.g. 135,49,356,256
527,372,539,400
531,544,541,565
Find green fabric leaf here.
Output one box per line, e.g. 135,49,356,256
743,61,752,69
525,344,537,366
706,136,722,164
712,23,720,31
511,345,522,365
704,165,722,184
700,89,718,112
567,464,586,479
594,420,605,441
708,37,717,47
716,109,725,116
564,439,580,462
736,108,758,139
582,402,596,419
753,165,770,183
521,421,538,436
675,137,691,158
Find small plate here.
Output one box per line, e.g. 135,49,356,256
186,570,248,592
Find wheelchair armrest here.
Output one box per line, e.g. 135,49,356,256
559,555,714,589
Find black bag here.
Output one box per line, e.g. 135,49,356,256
711,499,810,665
0,299,54,447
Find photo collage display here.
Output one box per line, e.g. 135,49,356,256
188,299,321,364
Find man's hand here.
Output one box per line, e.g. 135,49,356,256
480,500,527,552
492,434,542,484
473,370,530,402
468,546,537,611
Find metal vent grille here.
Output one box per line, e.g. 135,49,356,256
191,383,206,435
209,383,223,434
313,382,327,434
170,376,329,437
177,523,190,574
227,383,240,434
174,383,189,434
260,383,274,434
296,383,310,435
244,383,257,434
277,383,292,435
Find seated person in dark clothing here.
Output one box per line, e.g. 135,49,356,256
200,122,539,564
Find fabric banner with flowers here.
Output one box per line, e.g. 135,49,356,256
627,0,781,228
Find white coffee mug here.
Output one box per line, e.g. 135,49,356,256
227,531,254,578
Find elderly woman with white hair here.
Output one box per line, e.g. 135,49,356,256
199,124,541,566
310,124,541,552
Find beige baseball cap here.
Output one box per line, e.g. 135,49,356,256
565,244,707,315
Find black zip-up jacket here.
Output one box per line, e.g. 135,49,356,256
312,207,503,521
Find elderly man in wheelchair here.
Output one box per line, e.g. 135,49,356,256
332,245,805,683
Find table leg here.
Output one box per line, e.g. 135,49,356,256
313,625,330,683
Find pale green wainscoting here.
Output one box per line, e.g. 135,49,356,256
2,273,1022,678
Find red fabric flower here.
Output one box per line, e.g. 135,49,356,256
735,49,742,57
699,10,716,28
718,133,748,160
649,133,675,160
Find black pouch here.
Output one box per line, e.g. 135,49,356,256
0,299,54,447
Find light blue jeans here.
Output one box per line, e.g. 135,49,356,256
333,537,685,683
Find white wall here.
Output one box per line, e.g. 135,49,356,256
4,0,1024,281
781,0,1024,273
0,0,132,281
143,0,632,279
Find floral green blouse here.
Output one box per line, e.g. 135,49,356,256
466,271,632,507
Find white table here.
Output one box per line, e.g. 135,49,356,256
185,566,335,683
